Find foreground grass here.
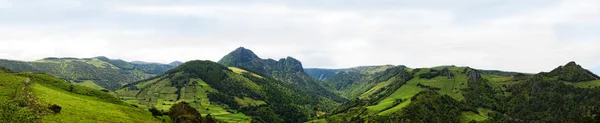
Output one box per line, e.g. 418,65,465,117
33,84,161,123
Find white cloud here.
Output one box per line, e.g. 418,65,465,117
0,0,598,74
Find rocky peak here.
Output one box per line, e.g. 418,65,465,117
440,67,454,79
467,68,483,82
278,57,304,73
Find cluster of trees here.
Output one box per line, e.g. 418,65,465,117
150,102,217,123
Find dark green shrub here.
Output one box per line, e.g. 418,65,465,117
48,104,61,113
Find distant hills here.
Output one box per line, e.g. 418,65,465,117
1,47,600,123
308,62,600,122
0,56,180,90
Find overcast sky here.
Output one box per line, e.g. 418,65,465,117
0,0,599,74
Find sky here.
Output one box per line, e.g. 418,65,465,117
0,0,599,74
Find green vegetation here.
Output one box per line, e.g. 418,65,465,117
0,71,161,122
306,65,396,99
218,47,346,105
0,57,180,90
316,62,600,122
118,60,333,123
4,47,600,123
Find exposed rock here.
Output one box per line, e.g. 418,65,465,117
440,67,454,79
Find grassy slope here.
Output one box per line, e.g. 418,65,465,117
367,67,469,115
571,80,600,88
33,84,160,123
0,71,160,123
0,58,175,90
320,67,504,122
73,80,106,90
116,69,255,122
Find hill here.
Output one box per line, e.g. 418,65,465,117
0,68,161,122
218,47,346,103
311,62,600,122
0,56,180,90
116,60,334,123
305,65,396,98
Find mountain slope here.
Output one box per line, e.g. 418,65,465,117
305,65,396,98
0,57,180,90
313,62,600,122
218,47,346,103
117,60,333,123
0,68,160,122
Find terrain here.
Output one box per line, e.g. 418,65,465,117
1,47,600,123
0,56,181,90
116,60,336,123
0,67,161,122
308,62,600,122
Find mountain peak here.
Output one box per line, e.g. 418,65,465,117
169,61,183,66
548,61,600,82
218,47,260,66
566,61,578,66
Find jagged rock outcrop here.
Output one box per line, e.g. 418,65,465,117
440,67,454,79
217,47,346,103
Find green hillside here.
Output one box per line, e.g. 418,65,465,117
117,60,334,123
217,47,346,107
0,68,161,122
0,56,179,90
305,65,396,99
312,62,600,122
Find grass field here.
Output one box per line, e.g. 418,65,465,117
367,79,423,114
117,75,254,123
73,80,106,90
229,67,263,78
33,84,161,123
0,72,27,100
572,80,600,88
460,108,491,122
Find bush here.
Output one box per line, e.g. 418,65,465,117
48,104,62,113
149,107,163,117
168,102,204,123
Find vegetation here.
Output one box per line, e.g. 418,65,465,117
4,47,600,123
0,57,180,90
217,47,346,109
315,62,600,123
0,71,161,122
305,65,396,99
117,60,333,123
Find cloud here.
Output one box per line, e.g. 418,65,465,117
0,0,598,73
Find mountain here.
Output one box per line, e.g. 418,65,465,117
305,65,396,98
0,56,180,90
546,61,600,82
0,68,160,122
310,62,600,122
116,60,335,123
218,47,346,103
